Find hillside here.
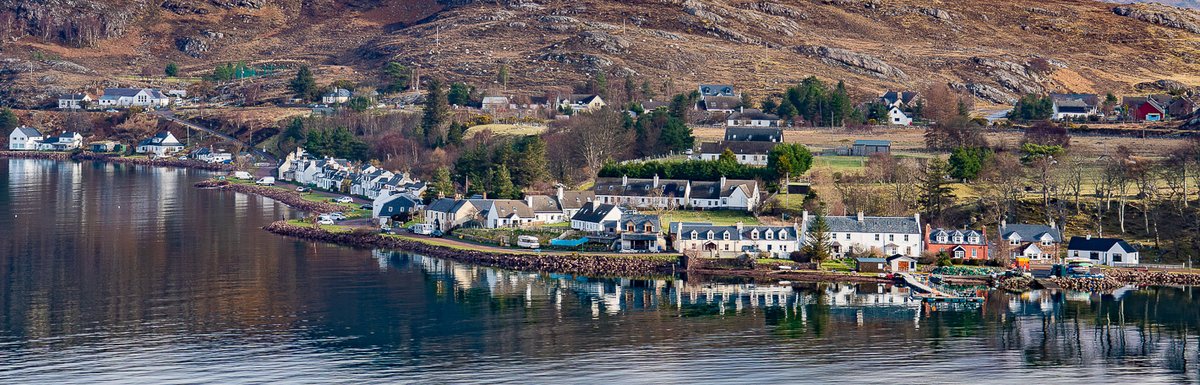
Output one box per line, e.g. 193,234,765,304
4,0,1200,108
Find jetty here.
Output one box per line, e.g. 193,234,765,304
899,273,984,304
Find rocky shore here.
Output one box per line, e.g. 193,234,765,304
263,221,682,277
0,151,235,171
195,180,344,213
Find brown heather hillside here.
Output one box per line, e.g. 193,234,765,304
3,0,1200,108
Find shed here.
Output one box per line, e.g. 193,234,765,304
851,140,891,156
855,257,889,273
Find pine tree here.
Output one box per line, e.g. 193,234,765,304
658,117,694,153
641,80,654,101
624,74,637,103
290,65,317,101
492,165,516,199
422,79,450,147
918,158,955,222
497,63,509,88
801,212,832,266
514,136,548,187
164,63,179,77
592,71,608,97
0,108,18,131
383,62,410,93
428,166,455,201
446,121,466,146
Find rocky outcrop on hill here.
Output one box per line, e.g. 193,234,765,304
951,82,1016,104
1113,5,1200,34
797,45,907,80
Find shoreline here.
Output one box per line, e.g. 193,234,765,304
194,179,344,213
0,150,236,171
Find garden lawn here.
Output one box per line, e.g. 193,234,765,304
659,210,760,226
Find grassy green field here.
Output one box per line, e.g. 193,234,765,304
464,124,547,139
811,156,867,173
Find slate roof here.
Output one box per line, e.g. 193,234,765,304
724,127,783,142
614,213,661,232
689,180,755,200
1001,223,1062,243
325,88,351,97
13,126,42,137
1050,93,1099,108
593,177,689,198
426,198,459,213
60,93,89,100
699,84,736,97
856,257,887,263
928,228,985,245
641,100,669,111
138,131,182,147
881,91,919,106
482,96,509,105
488,200,535,218
702,96,742,111
526,195,563,213
727,109,779,122
102,88,165,99
566,94,601,104
560,191,595,210
674,222,797,240
822,215,920,234
572,202,620,224
1067,237,1136,253
699,141,778,155
379,195,421,215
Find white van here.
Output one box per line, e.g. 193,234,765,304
233,171,252,180
516,235,540,249
409,223,434,235
255,177,275,186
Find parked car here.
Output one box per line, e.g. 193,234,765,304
431,230,444,238
409,223,434,235
317,217,334,225
255,177,275,186
329,212,347,221
296,186,309,192
360,204,373,210
333,196,353,204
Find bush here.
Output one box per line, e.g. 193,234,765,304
937,255,953,267
790,250,809,263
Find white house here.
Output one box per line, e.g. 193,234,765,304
482,96,510,113
1000,222,1063,260
98,88,170,108
35,131,83,151
887,106,912,126
558,94,605,113
699,141,777,166
8,126,43,150
671,221,800,259
570,202,623,233
322,88,352,104
424,198,478,233
726,108,782,128
593,175,690,209
58,94,92,110
1050,93,1100,121
688,177,759,211
137,131,185,156
474,199,537,229
1067,236,1139,267
373,192,422,223
803,211,922,258
193,147,232,163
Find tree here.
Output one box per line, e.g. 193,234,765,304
303,127,369,161
491,164,517,199
290,65,317,101
641,80,655,101
448,82,473,106
591,71,608,97
623,74,637,103
346,96,371,112
948,147,992,181
767,143,814,180
829,80,853,127
1009,94,1053,122
513,136,549,187
918,158,954,223
0,108,18,131
1023,120,1070,148
923,83,971,124
497,63,509,89
165,63,179,77
658,117,694,153
422,79,450,147
446,121,466,146
382,62,411,93
569,109,634,175
801,211,832,267
426,166,455,201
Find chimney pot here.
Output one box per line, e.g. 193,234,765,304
857,211,864,222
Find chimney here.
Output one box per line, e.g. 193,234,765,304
720,175,727,189
735,221,744,233
556,183,565,202
925,223,931,240
801,210,809,227
857,211,864,222
1086,234,1092,240
525,195,533,208
622,174,628,186
914,213,920,228
1049,219,1056,230
653,173,660,188
1000,218,1006,230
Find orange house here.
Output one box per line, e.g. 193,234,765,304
926,225,989,260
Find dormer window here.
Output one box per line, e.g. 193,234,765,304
953,235,963,243
937,235,947,243
644,224,653,232
765,231,773,240
968,236,979,244
690,231,698,240
779,230,787,240
722,232,730,240
707,231,714,240
750,230,759,240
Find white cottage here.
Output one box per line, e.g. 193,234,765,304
137,131,185,156
1067,236,1139,267
8,126,43,150
803,211,923,258
671,221,800,259
98,88,170,108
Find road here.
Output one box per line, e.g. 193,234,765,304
151,110,279,164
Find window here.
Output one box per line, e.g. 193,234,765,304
723,232,730,240
781,245,787,252
874,234,880,241
645,224,653,232
1090,252,1099,260
1010,239,1019,245
1113,254,1123,262
765,231,773,240
707,231,714,240
831,233,837,239
724,244,730,251
971,249,977,258
780,231,787,240
1041,239,1052,246
750,230,759,240
767,245,773,251
955,250,965,258
889,234,894,242
904,235,909,242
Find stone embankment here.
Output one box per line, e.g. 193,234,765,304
263,221,681,277
195,180,343,213
0,151,235,171
1105,269,1200,286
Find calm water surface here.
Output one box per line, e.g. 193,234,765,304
1,159,1199,384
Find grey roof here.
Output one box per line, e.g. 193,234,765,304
102,88,165,99
700,141,777,155
928,228,985,245
727,109,779,122
620,233,660,241
60,93,88,100
488,200,535,218
613,213,661,232
881,91,919,106
699,84,736,97
821,215,920,234
689,180,755,200
426,198,459,213
1001,223,1062,243
379,195,421,215
1068,237,1136,253
526,195,563,213
326,88,352,97
1050,93,1099,108
566,94,601,104
724,127,783,142
702,96,742,111
571,202,620,224
593,177,689,198
13,126,42,137
641,100,669,111
675,222,797,240
559,191,595,210
854,140,892,147
856,257,887,263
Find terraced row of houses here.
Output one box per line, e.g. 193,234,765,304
276,148,425,202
